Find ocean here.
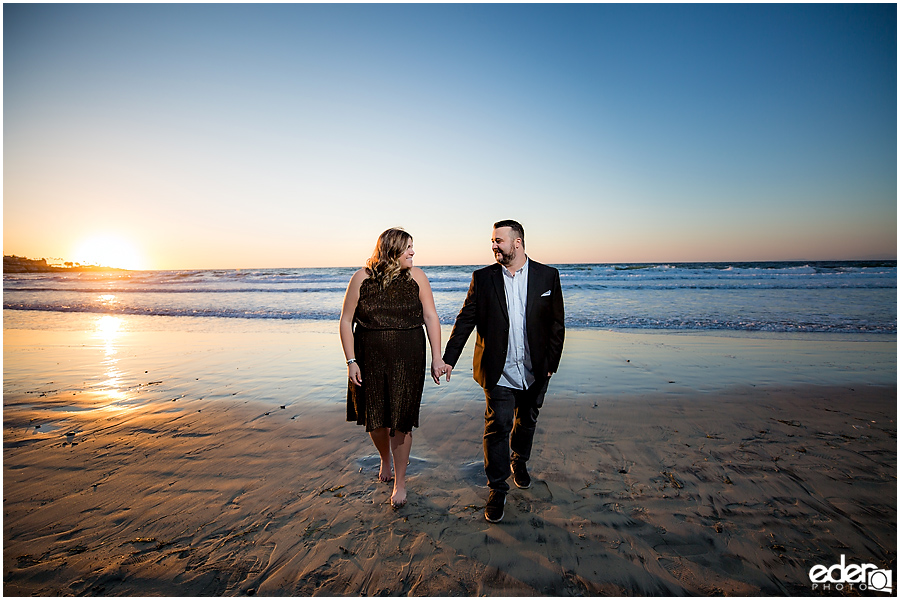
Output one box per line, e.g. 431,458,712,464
3,261,896,335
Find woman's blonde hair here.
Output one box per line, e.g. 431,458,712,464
366,228,412,289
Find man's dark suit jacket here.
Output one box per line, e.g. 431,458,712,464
443,259,565,390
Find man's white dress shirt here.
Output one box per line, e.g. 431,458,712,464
498,258,534,390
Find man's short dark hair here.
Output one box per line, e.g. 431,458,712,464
494,219,525,248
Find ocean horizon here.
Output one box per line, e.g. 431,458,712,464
4,260,896,335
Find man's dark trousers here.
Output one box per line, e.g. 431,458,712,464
484,379,549,492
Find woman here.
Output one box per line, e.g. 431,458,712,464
340,228,447,509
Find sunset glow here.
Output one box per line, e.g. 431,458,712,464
4,4,896,268
72,235,146,270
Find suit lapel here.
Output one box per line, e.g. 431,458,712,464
526,260,540,322
490,264,509,322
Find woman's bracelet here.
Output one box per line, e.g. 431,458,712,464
346,358,357,365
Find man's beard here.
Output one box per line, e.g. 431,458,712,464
494,247,516,266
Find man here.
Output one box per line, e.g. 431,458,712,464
442,219,565,523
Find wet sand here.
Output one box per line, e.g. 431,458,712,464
3,312,896,595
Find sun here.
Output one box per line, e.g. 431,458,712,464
72,235,146,270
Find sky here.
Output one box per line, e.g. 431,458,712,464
3,3,897,270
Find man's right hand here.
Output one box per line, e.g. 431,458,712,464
443,364,453,382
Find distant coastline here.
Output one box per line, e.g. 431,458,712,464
3,255,125,273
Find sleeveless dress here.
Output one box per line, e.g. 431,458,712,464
347,274,426,435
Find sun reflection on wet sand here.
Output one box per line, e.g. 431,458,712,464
96,314,121,346
93,315,128,404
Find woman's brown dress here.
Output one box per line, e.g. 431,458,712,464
347,274,425,435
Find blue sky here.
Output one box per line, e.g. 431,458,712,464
4,3,896,269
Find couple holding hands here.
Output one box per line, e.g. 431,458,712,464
339,220,565,522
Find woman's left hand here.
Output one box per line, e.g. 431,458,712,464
430,360,448,385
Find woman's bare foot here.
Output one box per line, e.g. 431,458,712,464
369,429,393,482
390,485,407,508
378,459,393,482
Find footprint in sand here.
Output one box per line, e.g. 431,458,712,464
460,461,487,486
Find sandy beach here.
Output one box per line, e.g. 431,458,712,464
3,312,896,596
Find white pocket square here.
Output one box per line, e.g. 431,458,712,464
541,290,552,297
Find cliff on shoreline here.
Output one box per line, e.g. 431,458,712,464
3,255,125,273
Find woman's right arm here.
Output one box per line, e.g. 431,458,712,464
340,269,367,386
